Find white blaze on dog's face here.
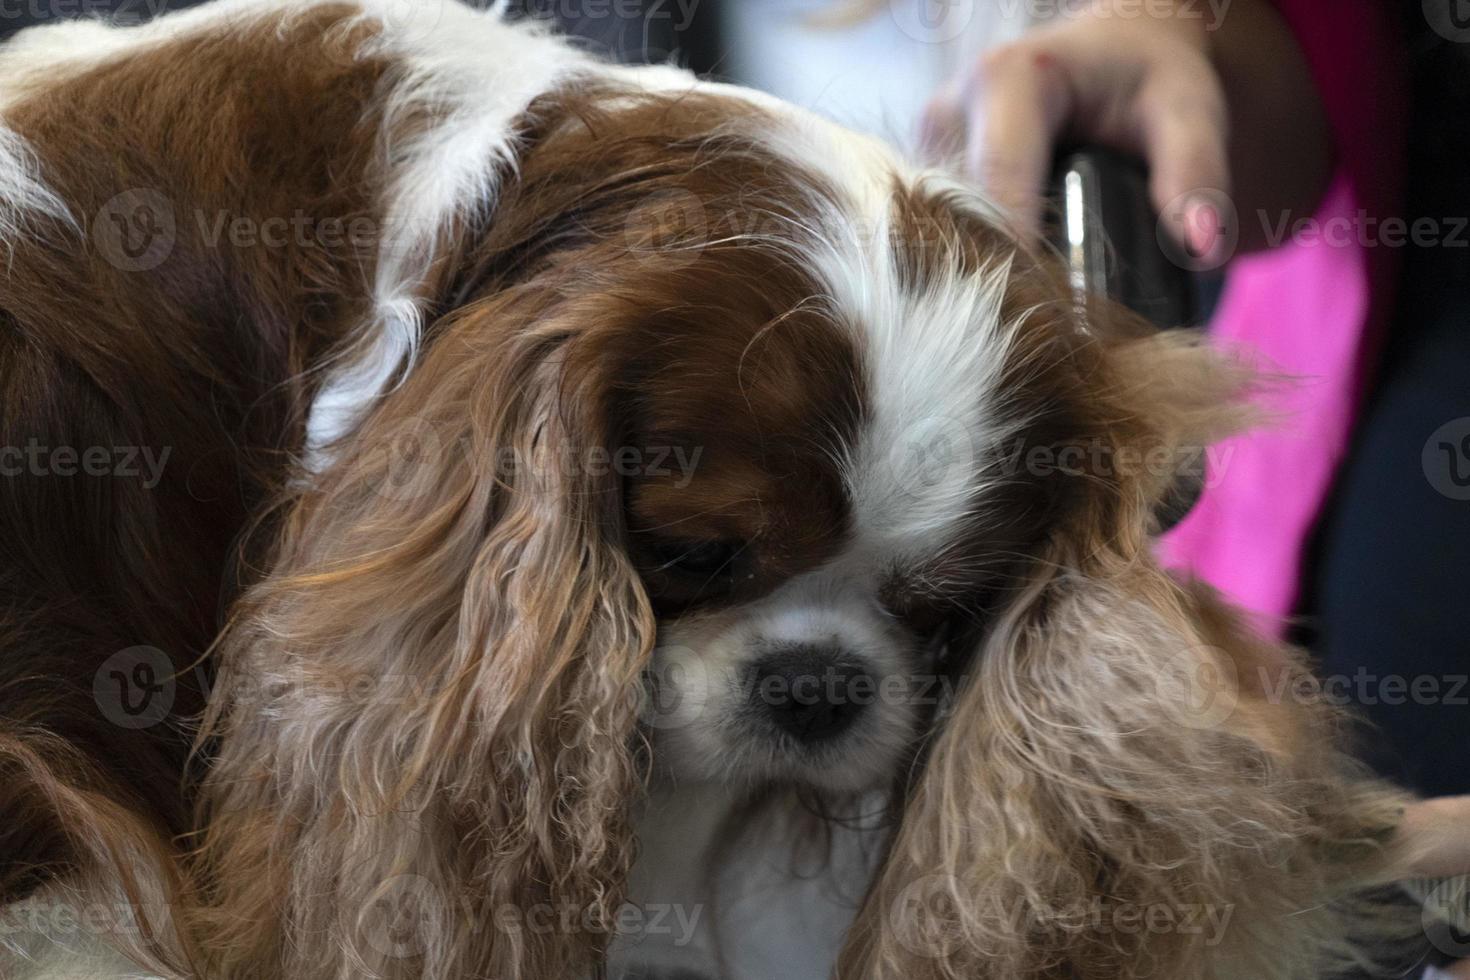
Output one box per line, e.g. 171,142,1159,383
617,113,1079,793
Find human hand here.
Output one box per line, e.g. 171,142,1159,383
1401,796,1470,879
921,0,1331,265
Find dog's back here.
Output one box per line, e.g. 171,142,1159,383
0,1,411,951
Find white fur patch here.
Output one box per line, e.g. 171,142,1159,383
619,783,885,980
802,141,1021,562
0,127,75,247
0,887,160,980
305,7,723,463
304,1,605,460
840,248,1018,560
304,5,735,463
727,100,1024,563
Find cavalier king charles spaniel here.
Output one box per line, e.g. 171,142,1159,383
0,2,1420,979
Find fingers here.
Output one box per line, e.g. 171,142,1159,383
918,83,967,161
1139,68,1232,263
920,44,1072,241
921,10,1234,257
966,47,1072,239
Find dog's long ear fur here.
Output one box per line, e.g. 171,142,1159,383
195,286,654,980
838,320,1411,980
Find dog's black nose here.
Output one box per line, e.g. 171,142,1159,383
749,650,873,743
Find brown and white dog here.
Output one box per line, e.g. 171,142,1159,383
0,2,1418,979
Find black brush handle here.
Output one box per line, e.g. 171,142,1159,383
1045,148,1203,530
1045,147,1195,330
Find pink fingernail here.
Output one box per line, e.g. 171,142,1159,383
1185,199,1222,260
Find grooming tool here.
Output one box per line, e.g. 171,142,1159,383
1046,148,1204,529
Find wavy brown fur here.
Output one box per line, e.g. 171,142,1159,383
190,84,835,979
195,299,657,979
0,4,1424,979
835,322,1413,979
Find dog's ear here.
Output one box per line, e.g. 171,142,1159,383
837,327,1410,980
196,288,654,980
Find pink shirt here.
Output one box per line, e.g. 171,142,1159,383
1159,0,1407,635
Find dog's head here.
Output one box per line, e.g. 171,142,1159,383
369,89,1231,802
204,85,1405,980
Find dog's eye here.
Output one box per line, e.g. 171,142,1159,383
878,586,949,636
653,539,740,577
